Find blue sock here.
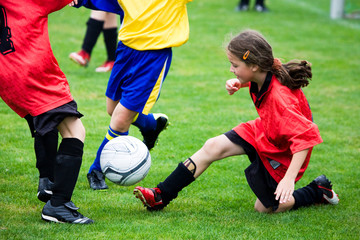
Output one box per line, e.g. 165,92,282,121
132,113,157,133
88,126,128,173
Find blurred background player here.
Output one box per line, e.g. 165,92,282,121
236,0,268,12
0,0,93,224
69,10,118,72
70,0,192,190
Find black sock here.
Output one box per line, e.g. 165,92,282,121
255,0,264,6
82,18,104,55
292,181,322,210
103,27,118,61
157,163,195,205
240,0,249,6
51,138,83,207
34,130,58,181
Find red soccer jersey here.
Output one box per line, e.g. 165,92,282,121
233,73,323,183
0,0,73,117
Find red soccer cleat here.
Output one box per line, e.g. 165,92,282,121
133,186,165,211
95,60,115,72
69,50,90,67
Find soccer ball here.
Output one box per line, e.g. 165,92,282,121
100,136,151,186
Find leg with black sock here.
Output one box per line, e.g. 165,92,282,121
34,130,58,181
50,138,83,206
25,115,58,202
158,161,196,206
103,27,117,62
292,181,322,210
41,138,93,224
134,159,195,210
82,18,104,55
293,175,339,210
34,130,58,202
134,134,246,210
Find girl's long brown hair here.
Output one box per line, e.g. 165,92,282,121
227,30,312,89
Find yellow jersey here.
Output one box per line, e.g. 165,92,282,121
118,0,192,50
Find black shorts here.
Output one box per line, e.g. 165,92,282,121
224,130,279,211
25,100,83,136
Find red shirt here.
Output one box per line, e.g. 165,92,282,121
233,73,323,183
0,0,73,117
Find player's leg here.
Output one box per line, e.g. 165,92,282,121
69,10,106,67
134,134,246,210
133,112,169,150
25,115,58,203
95,12,118,72
254,197,295,213
130,50,172,150
87,100,137,190
254,175,339,213
237,0,250,11
38,102,93,224
291,175,339,210
254,0,268,12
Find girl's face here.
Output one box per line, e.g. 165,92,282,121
227,51,255,84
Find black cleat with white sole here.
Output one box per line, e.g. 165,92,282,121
37,177,54,203
42,201,93,224
313,175,339,205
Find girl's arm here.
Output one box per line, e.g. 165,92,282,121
274,148,309,203
225,78,249,95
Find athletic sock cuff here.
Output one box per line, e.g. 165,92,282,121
87,18,104,28
58,138,84,157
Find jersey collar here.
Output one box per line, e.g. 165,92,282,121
250,71,273,108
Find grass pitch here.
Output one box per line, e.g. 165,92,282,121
0,0,359,239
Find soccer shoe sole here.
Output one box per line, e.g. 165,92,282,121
41,214,93,224
133,188,151,208
322,189,339,205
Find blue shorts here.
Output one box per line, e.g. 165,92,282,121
106,42,172,114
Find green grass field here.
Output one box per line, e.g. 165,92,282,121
1,0,359,239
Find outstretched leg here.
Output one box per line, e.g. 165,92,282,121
134,134,246,210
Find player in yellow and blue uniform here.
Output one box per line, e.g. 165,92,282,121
71,0,193,190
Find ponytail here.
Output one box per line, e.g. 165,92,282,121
271,59,312,89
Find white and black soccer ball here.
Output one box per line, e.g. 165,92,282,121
100,136,151,186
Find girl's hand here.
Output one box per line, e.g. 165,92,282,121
226,78,241,95
69,0,78,7
274,177,295,204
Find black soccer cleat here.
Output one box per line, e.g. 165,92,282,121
42,201,93,224
37,177,54,203
141,113,169,151
313,175,339,205
87,169,108,190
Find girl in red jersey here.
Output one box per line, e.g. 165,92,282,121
0,0,92,223
133,30,339,213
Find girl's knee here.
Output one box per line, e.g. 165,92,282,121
202,137,222,155
254,199,272,213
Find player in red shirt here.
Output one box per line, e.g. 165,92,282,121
133,30,339,213
0,0,92,223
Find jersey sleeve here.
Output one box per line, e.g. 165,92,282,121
279,107,323,154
